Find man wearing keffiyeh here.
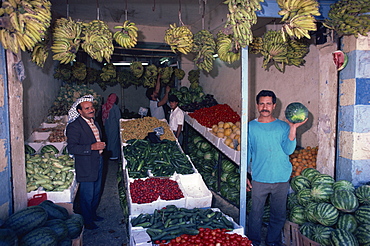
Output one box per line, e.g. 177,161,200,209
66,95,105,230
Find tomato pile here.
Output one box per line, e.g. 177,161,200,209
189,104,241,128
156,228,252,246
130,178,184,204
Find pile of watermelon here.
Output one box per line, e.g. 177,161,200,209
288,168,370,246
0,200,83,245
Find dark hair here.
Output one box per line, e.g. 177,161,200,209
256,90,276,104
146,88,154,100
168,95,179,102
76,104,82,110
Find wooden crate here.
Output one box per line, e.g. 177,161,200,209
283,221,300,246
297,233,320,246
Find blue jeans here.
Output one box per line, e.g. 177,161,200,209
247,181,289,245
78,156,103,225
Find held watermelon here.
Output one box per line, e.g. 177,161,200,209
285,102,308,123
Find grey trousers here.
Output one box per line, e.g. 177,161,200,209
247,180,290,245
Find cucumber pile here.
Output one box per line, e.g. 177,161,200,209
130,205,234,242
123,139,194,178
26,153,75,192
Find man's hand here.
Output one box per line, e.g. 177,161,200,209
288,118,308,129
91,141,106,150
288,118,308,141
247,178,252,192
165,85,171,94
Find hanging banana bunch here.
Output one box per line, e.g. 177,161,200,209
158,66,174,85
0,0,52,54
286,39,310,67
216,30,240,64
143,64,158,88
223,0,264,49
192,30,216,72
260,30,288,72
174,68,185,80
323,0,370,37
71,62,87,81
81,20,114,63
31,39,49,67
277,0,321,40
113,20,139,49
130,61,144,78
249,36,263,54
100,63,116,82
51,17,83,64
164,23,194,54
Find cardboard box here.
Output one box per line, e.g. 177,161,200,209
176,173,212,209
40,122,59,128
56,203,83,246
27,131,51,142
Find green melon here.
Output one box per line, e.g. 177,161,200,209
355,185,370,205
311,183,333,203
289,205,307,225
287,192,299,211
311,224,334,246
19,227,58,246
311,174,335,187
330,228,359,246
0,228,18,245
3,206,48,237
301,167,321,181
314,202,339,227
354,205,370,224
299,222,316,239
290,175,311,193
43,219,69,241
297,188,312,206
354,223,370,246
285,102,308,123
58,238,73,246
330,189,359,213
333,180,355,192
68,214,84,227
65,218,83,239
38,200,69,220
305,202,318,223
336,213,357,234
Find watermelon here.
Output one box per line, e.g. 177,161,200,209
354,223,370,246
3,206,48,237
203,151,214,161
38,200,70,220
289,205,307,225
40,145,59,154
354,205,370,224
301,167,320,181
314,202,339,227
0,228,18,245
297,188,312,206
330,189,359,213
311,224,334,246
330,228,359,246
355,185,370,205
285,102,308,123
59,238,73,246
311,183,333,203
221,160,237,173
19,227,58,246
43,219,69,241
336,213,357,234
290,175,311,192
299,222,316,239
305,202,318,223
287,192,299,211
64,218,83,239
333,180,355,192
311,173,335,187
199,141,211,152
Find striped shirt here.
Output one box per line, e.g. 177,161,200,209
82,116,102,154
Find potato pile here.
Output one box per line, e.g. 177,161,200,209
120,117,176,142
210,121,241,150
290,146,318,177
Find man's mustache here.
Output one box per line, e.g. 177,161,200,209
261,110,270,113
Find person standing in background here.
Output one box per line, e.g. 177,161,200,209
66,95,105,230
168,94,184,145
146,74,170,120
102,93,121,161
246,90,307,246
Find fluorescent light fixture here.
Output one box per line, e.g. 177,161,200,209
112,62,149,66
213,54,218,58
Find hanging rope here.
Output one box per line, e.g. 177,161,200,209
66,0,69,18
152,0,156,12
178,0,185,26
125,0,128,21
201,0,206,30
96,0,100,20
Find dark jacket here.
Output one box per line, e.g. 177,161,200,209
66,116,102,182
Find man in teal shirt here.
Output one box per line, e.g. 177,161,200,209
247,90,307,246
